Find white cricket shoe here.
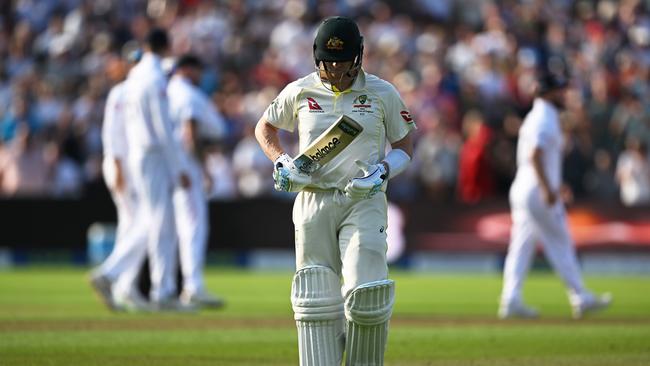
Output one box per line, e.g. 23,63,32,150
498,301,539,319
113,289,152,313
152,297,198,313
89,272,117,311
180,289,225,309
572,293,612,319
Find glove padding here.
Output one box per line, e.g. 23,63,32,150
344,160,387,199
273,153,311,192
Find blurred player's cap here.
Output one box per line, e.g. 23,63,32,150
313,16,363,64
146,28,169,53
536,72,569,94
174,54,203,70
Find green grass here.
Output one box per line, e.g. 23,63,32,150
1,267,649,365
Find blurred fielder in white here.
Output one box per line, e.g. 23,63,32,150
118,28,191,311
167,54,226,308
90,47,146,311
256,16,415,366
499,72,612,319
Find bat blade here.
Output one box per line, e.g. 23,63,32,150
293,115,363,175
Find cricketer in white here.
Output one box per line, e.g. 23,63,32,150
118,29,191,310
167,54,227,308
500,73,612,319
92,77,142,310
255,16,415,366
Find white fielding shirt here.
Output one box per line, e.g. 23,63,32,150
167,75,226,143
263,71,416,190
123,53,182,177
102,81,128,160
512,98,563,195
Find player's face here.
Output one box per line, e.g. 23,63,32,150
187,67,202,86
319,60,357,91
549,88,568,110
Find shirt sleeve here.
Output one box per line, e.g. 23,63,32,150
197,93,226,139
526,118,552,149
382,84,416,143
262,84,298,132
101,86,127,159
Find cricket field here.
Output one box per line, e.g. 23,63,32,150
1,267,649,365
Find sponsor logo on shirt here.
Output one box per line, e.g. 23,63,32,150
400,110,414,123
307,97,324,113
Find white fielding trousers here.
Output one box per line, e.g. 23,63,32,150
98,158,141,290
112,148,178,301
501,185,590,306
173,156,208,295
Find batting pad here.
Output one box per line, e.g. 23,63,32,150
291,265,345,366
344,279,395,366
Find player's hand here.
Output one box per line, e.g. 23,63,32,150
541,186,557,206
273,153,311,192
179,172,192,190
344,160,387,199
560,184,574,205
204,174,214,193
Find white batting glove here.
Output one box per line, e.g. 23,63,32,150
344,160,387,199
273,153,311,192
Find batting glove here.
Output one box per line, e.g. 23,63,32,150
273,153,311,192
344,160,387,199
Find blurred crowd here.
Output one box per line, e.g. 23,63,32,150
0,0,649,206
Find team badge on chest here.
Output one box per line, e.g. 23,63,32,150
352,94,373,115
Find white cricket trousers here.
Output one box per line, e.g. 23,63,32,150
115,148,178,301
502,186,590,306
173,157,208,295
293,190,389,297
97,158,141,291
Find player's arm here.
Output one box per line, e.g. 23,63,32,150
531,147,556,205
182,117,201,158
255,116,310,192
148,85,190,189
113,157,125,193
382,131,413,178
345,132,414,200
255,117,285,162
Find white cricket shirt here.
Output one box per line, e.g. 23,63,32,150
123,52,182,176
101,81,128,159
264,70,416,190
167,75,226,142
511,97,563,195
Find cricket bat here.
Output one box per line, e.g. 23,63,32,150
293,115,364,175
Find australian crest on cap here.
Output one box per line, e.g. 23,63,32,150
326,37,344,50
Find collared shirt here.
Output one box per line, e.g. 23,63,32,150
513,97,563,192
123,52,182,176
264,70,416,190
101,81,127,159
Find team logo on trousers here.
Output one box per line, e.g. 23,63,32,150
307,97,324,113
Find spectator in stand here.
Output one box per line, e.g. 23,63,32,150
457,110,495,204
0,0,648,202
0,125,51,196
616,137,650,207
